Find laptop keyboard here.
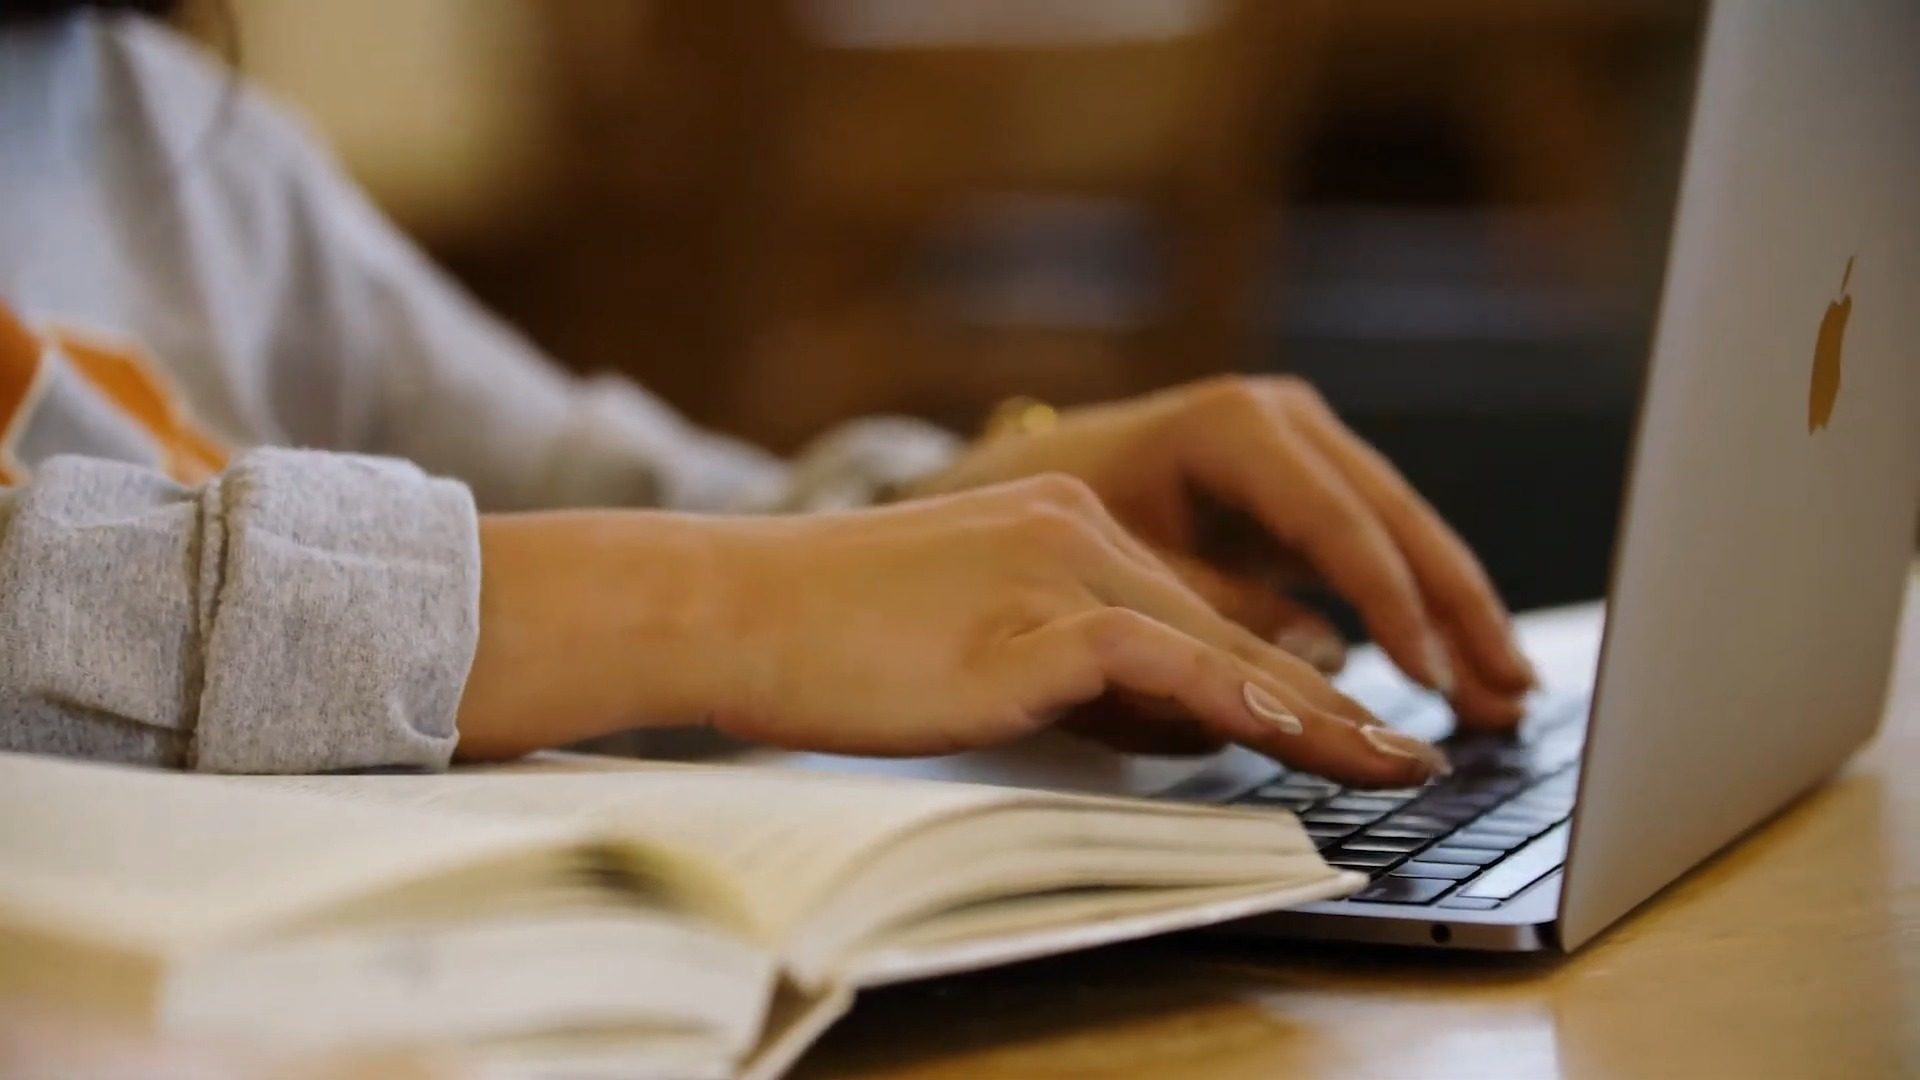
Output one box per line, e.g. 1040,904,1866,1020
1234,690,1589,909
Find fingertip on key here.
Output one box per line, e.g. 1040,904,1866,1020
1361,726,1453,779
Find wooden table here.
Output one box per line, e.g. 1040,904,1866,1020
795,592,1920,1079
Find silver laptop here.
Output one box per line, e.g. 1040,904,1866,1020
1231,0,1920,952
773,0,1920,953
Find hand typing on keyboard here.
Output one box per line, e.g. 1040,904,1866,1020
1237,689,1587,909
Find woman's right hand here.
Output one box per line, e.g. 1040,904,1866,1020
456,475,1448,787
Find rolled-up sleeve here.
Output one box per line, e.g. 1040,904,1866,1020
0,448,478,772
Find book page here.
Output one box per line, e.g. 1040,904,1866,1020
469,982,854,1080
0,753,571,950
843,872,1363,988
171,905,774,1061
258,761,1023,940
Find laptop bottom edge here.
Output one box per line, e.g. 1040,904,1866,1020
1223,906,1560,953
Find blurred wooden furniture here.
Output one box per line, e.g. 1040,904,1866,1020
535,1,1331,448
514,1,1695,449
179,0,562,242
1309,1,1700,291
724,1,1333,448
195,2,1697,455
794,576,1920,1079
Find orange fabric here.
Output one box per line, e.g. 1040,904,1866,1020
0,293,231,486
0,297,44,485
50,329,229,484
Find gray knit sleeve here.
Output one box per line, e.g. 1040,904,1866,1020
0,449,479,772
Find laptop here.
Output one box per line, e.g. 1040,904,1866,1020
771,0,1920,953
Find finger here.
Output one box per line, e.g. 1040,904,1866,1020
1186,408,1455,694
1078,531,1377,727
1150,545,1270,618
1011,482,1376,725
1013,479,1336,671
1440,632,1529,732
1278,384,1535,692
1158,547,1289,630
1012,607,1445,787
1184,487,1324,586
1158,550,1348,672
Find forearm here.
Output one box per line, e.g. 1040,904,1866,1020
454,511,746,760
0,451,752,772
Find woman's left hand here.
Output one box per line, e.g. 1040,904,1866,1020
910,376,1536,730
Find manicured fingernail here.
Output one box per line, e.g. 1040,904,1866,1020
1362,726,1453,778
1422,636,1456,697
1242,683,1304,735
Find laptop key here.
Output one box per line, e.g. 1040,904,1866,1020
1304,819,1357,836
1364,787,1427,800
1340,836,1429,854
1458,824,1571,900
1353,876,1453,904
1244,786,1312,802
1461,814,1538,834
1441,790,1512,809
1412,800,1494,824
1378,813,1454,835
1481,746,1553,772
1435,896,1503,910
1457,770,1531,793
1481,800,1562,821
1505,794,1572,817
1451,826,1534,850
1480,809,1564,833
1391,860,1478,880
1301,809,1384,828
1255,779,1337,800
1325,849,1401,870
1418,845,1506,866
1363,826,1448,841
1324,794,1410,815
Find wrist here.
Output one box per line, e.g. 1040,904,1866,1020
455,510,743,759
902,399,1046,499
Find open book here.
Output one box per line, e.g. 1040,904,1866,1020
0,751,1359,1078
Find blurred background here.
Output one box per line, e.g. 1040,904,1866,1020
178,0,1705,613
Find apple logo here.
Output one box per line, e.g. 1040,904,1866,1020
1808,255,1853,433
